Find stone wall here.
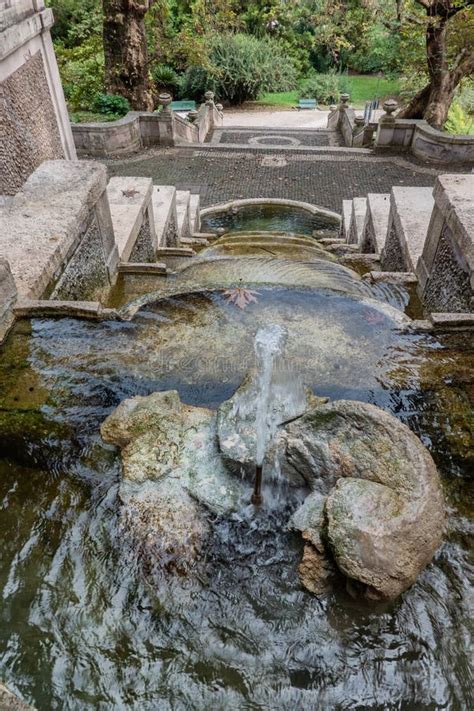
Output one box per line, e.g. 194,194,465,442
417,174,473,313
0,1,76,195
375,118,474,164
0,160,119,302
71,102,222,157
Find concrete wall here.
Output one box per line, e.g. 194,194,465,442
375,118,474,164
0,0,76,195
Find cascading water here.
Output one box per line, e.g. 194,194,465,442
251,324,307,504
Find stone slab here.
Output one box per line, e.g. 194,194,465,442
107,176,154,262
361,193,390,254
151,185,177,247
176,190,191,241
189,193,201,233
348,197,367,245
0,160,112,300
14,299,118,319
340,199,352,241
381,187,433,272
117,262,168,275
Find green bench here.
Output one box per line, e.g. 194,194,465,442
298,98,317,110
171,100,197,111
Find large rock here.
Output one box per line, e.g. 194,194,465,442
101,390,245,580
284,401,445,600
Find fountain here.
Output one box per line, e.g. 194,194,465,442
0,209,470,709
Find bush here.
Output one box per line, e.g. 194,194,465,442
55,36,104,110
152,64,182,96
91,93,130,117
181,33,297,105
300,71,349,105
445,101,474,135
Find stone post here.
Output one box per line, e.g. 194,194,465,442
157,92,175,146
339,93,350,110
380,99,398,124
187,110,199,123
204,90,215,107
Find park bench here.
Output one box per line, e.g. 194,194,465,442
298,98,317,110
171,100,197,111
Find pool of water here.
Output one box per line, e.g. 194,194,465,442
0,280,472,709
200,203,339,237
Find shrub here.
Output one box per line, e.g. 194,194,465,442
445,101,474,135
55,36,104,110
300,71,348,105
152,64,182,96
181,33,297,105
91,92,130,117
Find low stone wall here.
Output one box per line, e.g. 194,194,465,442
0,160,119,303
375,118,474,164
417,174,473,312
71,100,222,157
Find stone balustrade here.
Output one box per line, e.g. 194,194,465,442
71,91,224,157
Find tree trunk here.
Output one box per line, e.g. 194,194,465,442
399,1,474,130
102,0,154,111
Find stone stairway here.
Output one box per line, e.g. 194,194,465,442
338,176,473,315
107,179,207,277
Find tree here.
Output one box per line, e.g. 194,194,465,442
398,0,474,129
102,0,155,110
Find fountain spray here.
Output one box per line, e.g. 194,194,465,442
251,324,287,506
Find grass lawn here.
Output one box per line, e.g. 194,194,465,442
257,74,400,109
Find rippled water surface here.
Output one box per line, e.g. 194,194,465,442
0,286,472,710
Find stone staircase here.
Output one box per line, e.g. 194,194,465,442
107,179,207,278
339,175,473,316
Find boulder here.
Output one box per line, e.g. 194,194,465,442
282,401,445,600
101,390,246,580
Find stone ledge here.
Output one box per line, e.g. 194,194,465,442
0,160,110,300
363,271,418,285
14,299,119,319
117,262,168,275
429,312,474,329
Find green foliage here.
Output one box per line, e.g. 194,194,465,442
445,101,474,136
300,71,343,105
55,35,104,111
91,93,130,117
182,33,297,105
152,64,183,95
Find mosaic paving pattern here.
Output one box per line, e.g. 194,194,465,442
215,130,341,147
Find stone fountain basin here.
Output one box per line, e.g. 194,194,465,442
101,379,445,603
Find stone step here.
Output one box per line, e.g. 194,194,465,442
381,187,434,273
340,200,352,241
156,247,195,257
117,262,168,275
360,193,390,254
348,197,367,246
189,193,201,234
176,190,191,241
107,177,156,262
152,185,178,248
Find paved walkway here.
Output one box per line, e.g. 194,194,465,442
223,109,330,129
106,146,458,212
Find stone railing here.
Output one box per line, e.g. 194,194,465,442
375,100,474,163
71,91,224,158
328,94,374,148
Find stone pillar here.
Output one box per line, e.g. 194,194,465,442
417,174,474,313
157,92,175,146
0,0,77,194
